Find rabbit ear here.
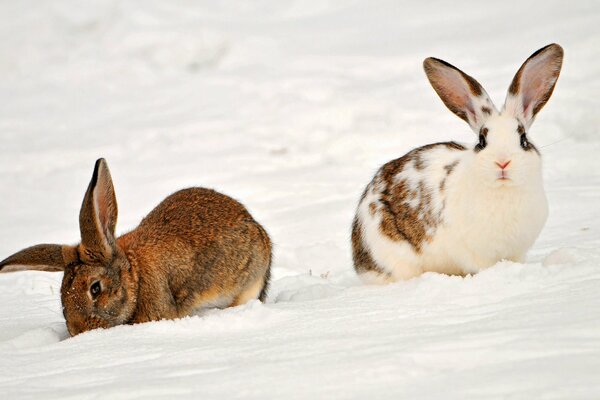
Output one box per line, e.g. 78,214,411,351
423,57,496,131
504,44,563,128
0,244,78,272
79,158,118,262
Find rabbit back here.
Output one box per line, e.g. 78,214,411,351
353,142,467,283
120,188,272,321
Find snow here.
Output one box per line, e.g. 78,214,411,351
1,0,599,398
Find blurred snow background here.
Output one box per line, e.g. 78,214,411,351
0,1,599,399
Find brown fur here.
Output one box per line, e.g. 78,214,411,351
351,216,391,278
351,142,465,275
0,159,272,336
0,244,74,271
379,177,433,252
368,202,377,216
440,160,460,192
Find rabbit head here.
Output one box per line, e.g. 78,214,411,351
423,44,563,188
0,159,138,335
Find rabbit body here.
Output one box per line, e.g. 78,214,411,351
115,188,272,323
1,160,272,335
352,44,563,283
353,139,548,283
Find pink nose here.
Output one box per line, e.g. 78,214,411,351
495,160,511,170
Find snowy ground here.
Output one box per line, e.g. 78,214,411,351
1,1,600,399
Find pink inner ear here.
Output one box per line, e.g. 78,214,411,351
432,67,478,122
518,53,561,117
96,186,110,231
439,69,473,108
92,171,116,237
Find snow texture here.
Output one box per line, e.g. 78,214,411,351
1,1,599,399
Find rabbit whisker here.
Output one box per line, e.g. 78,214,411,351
539,138,567,149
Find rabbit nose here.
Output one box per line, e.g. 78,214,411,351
66,319,86,336
495,160,511,170
67,324,80,336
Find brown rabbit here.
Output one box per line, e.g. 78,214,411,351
0,158,272,336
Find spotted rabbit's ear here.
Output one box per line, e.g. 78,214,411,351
78,158,118,264
423,57,497,132
0,244,78,272
504,44,564,129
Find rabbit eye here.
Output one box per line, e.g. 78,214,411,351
90,281,102,298
474,127,488,152
478,134,487,149
520,134,529,150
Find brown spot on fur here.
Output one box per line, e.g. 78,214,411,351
443,141,467,151
481,106,492,115
444,160,459,175
517,124,526,135
377,178,433,252
372,142,464,252
409,142,466,164
410,143,464,170
369,202,377,216
351,217,392,278
440,160,459,192
438,180,445,192
414,154,426,170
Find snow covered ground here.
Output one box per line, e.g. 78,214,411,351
1,1,599,398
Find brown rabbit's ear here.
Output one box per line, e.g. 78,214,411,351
0,244,78,273
504,44,564,128
423,57,496,131
79,158,118,262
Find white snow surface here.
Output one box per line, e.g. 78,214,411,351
1,1,600,399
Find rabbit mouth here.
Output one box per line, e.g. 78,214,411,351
494,171,514,186
497,171,511,181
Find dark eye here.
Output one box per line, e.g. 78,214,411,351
90,281,101,298
478,134,487,149
520,134,529,150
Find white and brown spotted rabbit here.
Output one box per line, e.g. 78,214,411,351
352,44,564,283
0,159,272,335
